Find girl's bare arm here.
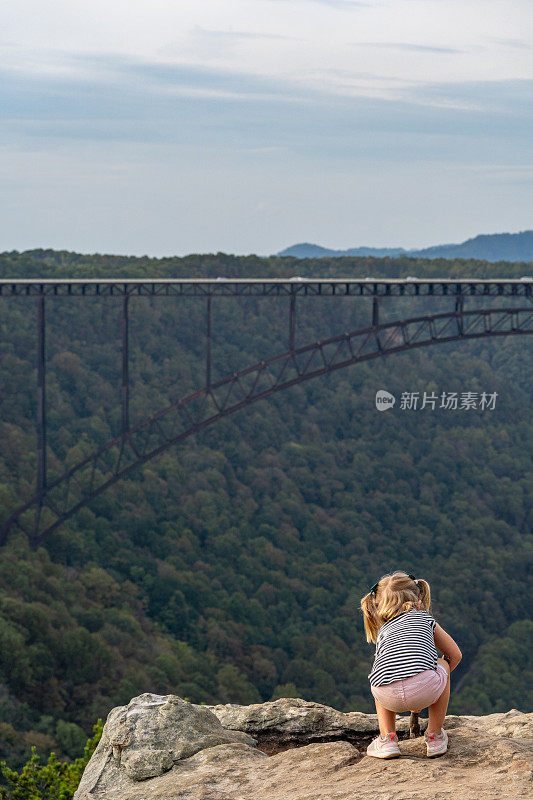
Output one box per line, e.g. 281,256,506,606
434,623,462,671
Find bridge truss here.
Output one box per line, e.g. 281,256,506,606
0,277,532,545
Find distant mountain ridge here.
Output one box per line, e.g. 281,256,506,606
278,230,533,262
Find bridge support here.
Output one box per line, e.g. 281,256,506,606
289,295,296,351
372,297,379,327
206,296,212,388
455,296,464,335
37,297,47,495
372,297,382,351
121,295,130,435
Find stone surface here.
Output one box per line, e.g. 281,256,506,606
74,693,256,794
75,697,532,800
203,696,426,752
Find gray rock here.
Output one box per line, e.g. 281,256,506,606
444,708,533,739
74,693,257,797
74,698,533,800
202,696,426,751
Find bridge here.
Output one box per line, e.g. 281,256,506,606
1,277,532,545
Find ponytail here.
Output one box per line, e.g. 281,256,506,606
361,592,381,643
415,578,431,612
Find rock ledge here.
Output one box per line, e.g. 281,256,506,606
74,695,532,800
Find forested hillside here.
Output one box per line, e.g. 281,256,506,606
0,250,531,769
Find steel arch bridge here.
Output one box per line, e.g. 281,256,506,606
1,277,532,546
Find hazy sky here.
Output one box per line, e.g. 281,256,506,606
1,0,532,256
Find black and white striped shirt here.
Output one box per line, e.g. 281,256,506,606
368,609,438,687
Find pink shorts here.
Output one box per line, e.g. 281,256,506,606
371,666,448,713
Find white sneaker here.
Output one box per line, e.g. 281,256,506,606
425,728,448,757
366,732,401,759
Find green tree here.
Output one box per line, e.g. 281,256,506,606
0,720,102,800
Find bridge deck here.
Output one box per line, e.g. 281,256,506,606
0,278,531,297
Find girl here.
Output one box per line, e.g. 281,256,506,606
360,571,462,759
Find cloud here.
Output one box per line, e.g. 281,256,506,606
1,53,531,166
351,42,464,54
158,25,299,62
0,0,531,255
490,37,532,50
412,77,533,115
267,0,370,7
185,28,296,42
306,0,371,6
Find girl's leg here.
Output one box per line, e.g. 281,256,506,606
374,698,396,736
427,658,451,734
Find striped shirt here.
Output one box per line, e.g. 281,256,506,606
368,609,438,687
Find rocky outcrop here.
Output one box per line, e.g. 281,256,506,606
205,696,426,753
74,695,532,800
75,693,256,792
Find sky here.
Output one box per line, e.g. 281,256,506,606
1,0,532,256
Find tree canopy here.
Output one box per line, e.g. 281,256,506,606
0,250,531,772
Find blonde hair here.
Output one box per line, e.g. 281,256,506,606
360,571,431,643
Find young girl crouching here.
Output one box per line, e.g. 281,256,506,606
361,571,462,758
